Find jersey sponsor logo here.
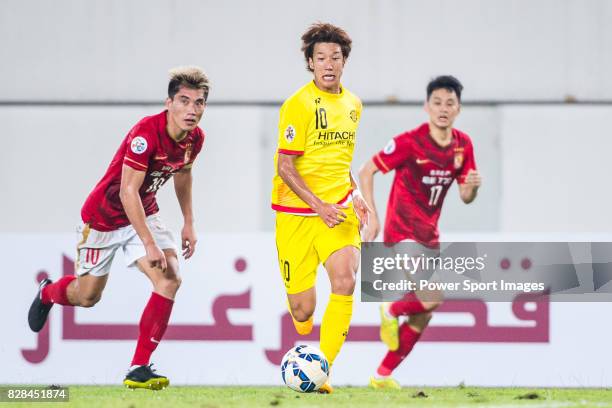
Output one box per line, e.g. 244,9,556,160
423,169,453,187
416,158,431,165
383,139,396,155
130,136,148,155
422,176,437,185
350,109,358,123
284,125,295,143
316,131,355,141
313,130,356,148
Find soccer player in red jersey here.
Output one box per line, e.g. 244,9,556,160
358,76,482,389
27,66,210,390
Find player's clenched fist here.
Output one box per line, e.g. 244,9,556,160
464,169,482,188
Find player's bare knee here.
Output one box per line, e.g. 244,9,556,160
331,273,356,295
292,308,313,322
173,275,183,290
155,276,181,297
290,300,315,322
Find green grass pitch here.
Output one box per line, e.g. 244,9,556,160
4,386,612,407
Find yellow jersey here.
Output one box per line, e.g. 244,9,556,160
271,81,362,214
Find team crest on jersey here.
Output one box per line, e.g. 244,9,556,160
383,139,396,155
184,142,193,163
349,110,358,123
284,125,295,143
131,136,148,154
454,148,464,169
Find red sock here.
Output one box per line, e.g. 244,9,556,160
377,323,422,376
41,276,76,306
131,292,174,366
389,292,427,317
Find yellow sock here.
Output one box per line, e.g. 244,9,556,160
292,315,314,335
286,299,313,335
320,293,353,366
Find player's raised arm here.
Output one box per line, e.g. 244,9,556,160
174,167,197,259
358,159,381,241
120,165,167,271
277,153,347,228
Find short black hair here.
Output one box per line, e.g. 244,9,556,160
427,75,463,101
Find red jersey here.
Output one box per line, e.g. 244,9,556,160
372,123,476,247
81,111,205,231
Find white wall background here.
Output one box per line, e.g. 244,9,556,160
1,0,611,102
1,0,610,234
1,104,608,234
499,106,612,232
5,233,612,387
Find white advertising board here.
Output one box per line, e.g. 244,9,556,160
3,233,612,386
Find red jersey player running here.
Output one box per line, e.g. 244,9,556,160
358,76,482,389
27,66,210,390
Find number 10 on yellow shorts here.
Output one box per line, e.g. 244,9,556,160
275,206,361,294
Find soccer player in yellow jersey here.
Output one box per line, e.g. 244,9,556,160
271,23,371,393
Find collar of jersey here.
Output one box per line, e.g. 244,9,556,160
309,80,344,98
420,122,456,151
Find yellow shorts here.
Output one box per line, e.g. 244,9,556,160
275,204,361,294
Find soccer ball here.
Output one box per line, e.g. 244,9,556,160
280,344,329,392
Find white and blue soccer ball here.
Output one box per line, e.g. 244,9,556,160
281,345,329,393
